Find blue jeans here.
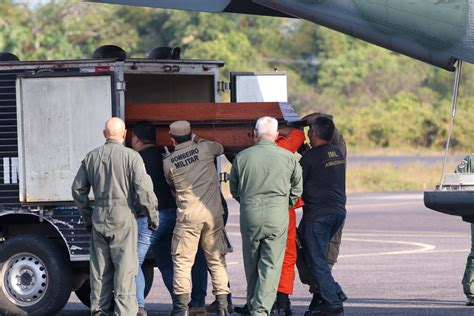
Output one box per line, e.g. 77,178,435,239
152,208,208,307
137,216,159,308
302,213,345,309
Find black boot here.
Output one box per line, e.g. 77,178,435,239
309,293,323,311
234,303,249,315
216,294,229,316
171,294,189,316
275,292,294,316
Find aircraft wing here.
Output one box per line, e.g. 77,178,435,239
88,0,292,17
90,0,474,71
254,0,474,71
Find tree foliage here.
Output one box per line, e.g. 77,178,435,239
1,0,473,150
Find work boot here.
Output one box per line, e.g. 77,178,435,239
216,294,229,316
189,304,207,316
206,296,234,314
284,301,294,316
467,297,474,306
337,291,348,302
137,307,148,316
275,292,293,316
304,306,344,316
172,293,190,316
309,293,323,311
234,303,249,315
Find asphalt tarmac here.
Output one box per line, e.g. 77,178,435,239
61,192,474,315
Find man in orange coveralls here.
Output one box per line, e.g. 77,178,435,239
234,128,305,316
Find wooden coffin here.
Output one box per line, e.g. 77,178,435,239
125,102,299,151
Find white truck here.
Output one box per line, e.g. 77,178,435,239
0,46,298,315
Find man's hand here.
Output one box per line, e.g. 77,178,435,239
192,133,202,142
297,143,311,155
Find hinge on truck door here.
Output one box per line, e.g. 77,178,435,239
217,81,230,92
116,81,126,91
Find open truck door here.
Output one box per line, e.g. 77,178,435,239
0,71,115,315
16,72,114,203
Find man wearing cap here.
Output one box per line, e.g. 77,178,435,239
229,116,303,316
163,120,230,316
72,117,158,315
132,121,211,316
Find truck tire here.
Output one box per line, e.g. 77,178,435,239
0,235,72,316
75,259,155,308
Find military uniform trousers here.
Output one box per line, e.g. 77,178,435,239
172,211,230,296
463,223,474,298
90,205,138,316
240,201,288,316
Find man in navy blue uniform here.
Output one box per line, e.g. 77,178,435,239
300,116,346,316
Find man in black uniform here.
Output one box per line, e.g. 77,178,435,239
300,116,346,316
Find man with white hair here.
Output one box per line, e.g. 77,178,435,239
229,116,303,316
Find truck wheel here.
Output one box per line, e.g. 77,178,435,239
0,235,72,316
75,260,155,308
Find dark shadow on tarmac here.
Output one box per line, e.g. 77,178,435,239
61,299,474,316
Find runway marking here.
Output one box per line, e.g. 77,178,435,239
339,238,436,258
423,249,470,254
347,201,421,210
227,200,422,216
344,229,468,235
348,194,423,201
343,232,469,238
227,232,241,236
226,227,469,238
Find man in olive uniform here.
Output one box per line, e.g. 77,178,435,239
163,120,230,316
72,117,158,315
455,154,474,306
229,116,303,316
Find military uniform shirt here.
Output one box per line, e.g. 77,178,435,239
229,140,302,208
72,139,158,227
163,139,224,222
